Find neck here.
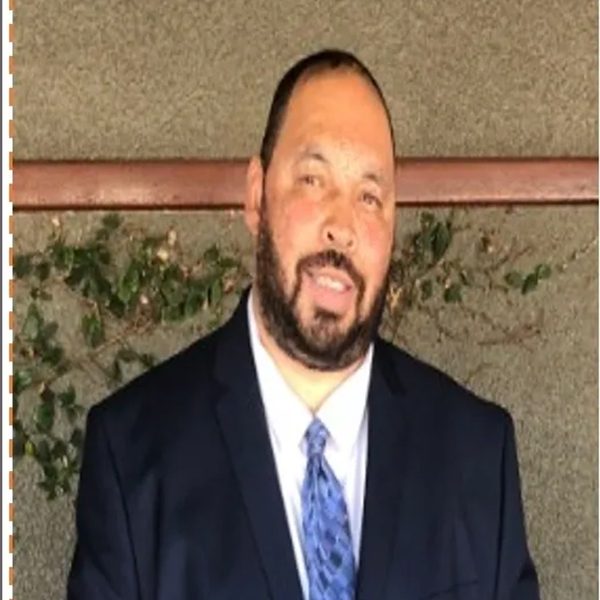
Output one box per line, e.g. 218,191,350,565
251,289,365,412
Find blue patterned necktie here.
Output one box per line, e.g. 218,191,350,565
301,419,356,600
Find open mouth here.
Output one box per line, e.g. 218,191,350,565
304,267,355,313
306,267,354,291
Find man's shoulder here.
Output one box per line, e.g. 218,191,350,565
375,337,511,435
90,325,224,436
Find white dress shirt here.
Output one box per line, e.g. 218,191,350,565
247,292,372,599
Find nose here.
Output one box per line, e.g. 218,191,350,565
322,211,357,252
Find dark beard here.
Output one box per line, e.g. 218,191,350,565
254,197,389,371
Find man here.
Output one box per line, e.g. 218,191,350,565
67,50,539,599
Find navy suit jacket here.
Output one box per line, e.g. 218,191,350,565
67,292,539,599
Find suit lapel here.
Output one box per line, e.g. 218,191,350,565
214,293,304,600
356,340,409,600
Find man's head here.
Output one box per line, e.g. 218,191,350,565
245,49,396,371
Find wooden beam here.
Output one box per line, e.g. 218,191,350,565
12,158,598,210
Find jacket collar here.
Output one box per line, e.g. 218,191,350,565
214,289,304,600
213,290,409,600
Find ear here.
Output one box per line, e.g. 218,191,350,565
244,156,264,238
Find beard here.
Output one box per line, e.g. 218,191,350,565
254,196,389,371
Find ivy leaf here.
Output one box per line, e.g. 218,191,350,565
160,265,185,307
14,254,33,278
14,368,33,396
64,265,85,288
58,387,82,423
161,304,184,322
521,273,538,295
459,269,473,286
94,244,111,266
420,279,433,301
35,261,51,282
25,440,36,457
535,263,552,280
82,268,112,302
55,361,70,377
203,245,220,263
107,295,127,318
209,279,223,306
416,230,434,254
70,428,84,452
117,263,141,305
50,241,74,271
42,345,64,367
51,439,68,460
388,259,405,286
504,271,524,288
35,439,52,464
139,353,156,368
432,222,451,262
116,348,138,363
65,404,84,423
95,228,110,242
81,313,105,348
38,478,58,501
218,257,239,270
184,290,203,318
141,235,163,259
40,386,56,404
420,212,435,229
110,358,123,384
13,423,26,458
102,213,122,230
23,303,43,341
41,321,59,340
38,458,62,499
443,283,462,303
58,476,72,496
35,396,56,434
58,385,76,408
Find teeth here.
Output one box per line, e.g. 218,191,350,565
315,274,346,291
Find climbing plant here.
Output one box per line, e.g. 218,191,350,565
13,214,250,499
14,210,559,500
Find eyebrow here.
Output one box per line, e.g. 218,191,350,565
295,147,329,165
362,171,385,187
295,145,388,187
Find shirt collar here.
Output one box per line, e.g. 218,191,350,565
247,289,372,456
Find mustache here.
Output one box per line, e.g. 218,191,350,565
296,249,365,293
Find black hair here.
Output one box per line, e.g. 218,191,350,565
259,49,395,172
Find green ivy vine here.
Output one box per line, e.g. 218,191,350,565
14,214,250,499
14,210,553,500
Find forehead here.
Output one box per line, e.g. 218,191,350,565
274,70,395,172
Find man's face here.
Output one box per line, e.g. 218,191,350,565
247,70,396,371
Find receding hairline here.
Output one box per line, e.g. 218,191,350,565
271,66,394,160
296,59,380,89
259,50,396,172
298,65,388,109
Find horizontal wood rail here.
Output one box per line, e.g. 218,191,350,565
12,158,598,210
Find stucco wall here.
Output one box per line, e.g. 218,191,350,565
12,1,598,598
14,0,597,160
13,206,598,599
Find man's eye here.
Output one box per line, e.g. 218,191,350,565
361,192,381,207
299,174,319,186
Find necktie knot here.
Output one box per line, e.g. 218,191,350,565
305,419,329,458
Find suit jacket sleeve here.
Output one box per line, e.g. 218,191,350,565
67,406,139,600
495,413,540,599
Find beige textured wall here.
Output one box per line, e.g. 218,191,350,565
15,0,597,160
13,1,598,599
13,207,598,599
